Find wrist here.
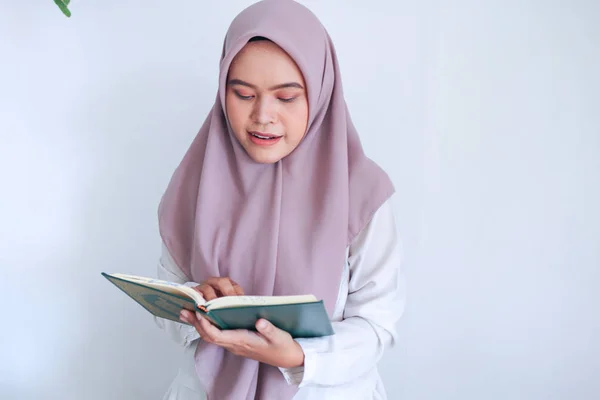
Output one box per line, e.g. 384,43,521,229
276,340,305,369
287,341,305,368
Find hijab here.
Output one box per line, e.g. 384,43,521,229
158,0,395,398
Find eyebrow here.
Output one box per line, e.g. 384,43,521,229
227,78,304,91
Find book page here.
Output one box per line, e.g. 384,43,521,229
108,273,205,305
205,294,317,310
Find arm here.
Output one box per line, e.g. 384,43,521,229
153,242,201,347
280,197,405,387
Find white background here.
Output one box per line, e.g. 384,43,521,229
1,0,599,399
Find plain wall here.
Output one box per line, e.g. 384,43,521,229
1,0,598,399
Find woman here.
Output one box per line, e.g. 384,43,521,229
154,0,405,398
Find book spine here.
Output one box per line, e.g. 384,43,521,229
206,311,228,330
196,305,228,329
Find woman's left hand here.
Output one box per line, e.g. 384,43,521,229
180,310,305,369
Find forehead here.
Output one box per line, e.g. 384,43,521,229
228,41,305,87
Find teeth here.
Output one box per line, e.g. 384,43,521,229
252,133,275,140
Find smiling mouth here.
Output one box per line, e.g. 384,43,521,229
248,131,282,140
247,131,283,146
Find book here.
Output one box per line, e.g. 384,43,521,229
101,272,334,338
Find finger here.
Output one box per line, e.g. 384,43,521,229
179,309,198,327
197,312,224,343
230,280,245,296
197,284,218,301
180,309,193,323
180,310,209,337
213,278,237,297
208,324,264,350
255,319,281,343
196,315,254,348
179,309,189,324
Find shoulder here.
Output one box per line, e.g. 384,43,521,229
371,192,396,222
347,157,395,243
345,192,402,299
349,193,398,257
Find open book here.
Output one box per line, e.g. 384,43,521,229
101,272,334,338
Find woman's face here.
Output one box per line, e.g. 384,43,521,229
225,39,309,164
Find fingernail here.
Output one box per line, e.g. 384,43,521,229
257,319,267,329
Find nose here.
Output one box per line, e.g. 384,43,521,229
251,97,276,125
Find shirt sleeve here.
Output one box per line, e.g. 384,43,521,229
153,243,201,347
279,197,406,387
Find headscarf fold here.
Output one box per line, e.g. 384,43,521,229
158,0,395,398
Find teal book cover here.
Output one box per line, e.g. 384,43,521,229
102,272,334,338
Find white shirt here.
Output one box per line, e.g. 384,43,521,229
154,195,405,400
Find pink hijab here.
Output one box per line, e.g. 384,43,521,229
158,0,394,398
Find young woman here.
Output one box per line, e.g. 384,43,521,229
154,0,405,399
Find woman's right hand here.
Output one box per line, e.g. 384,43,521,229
192,277,244,301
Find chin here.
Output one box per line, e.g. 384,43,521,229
243,144,290,164
248,151,285,164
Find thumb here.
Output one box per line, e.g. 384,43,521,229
256,319,279,342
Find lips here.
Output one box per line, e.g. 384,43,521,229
248,131,282,139
247,131,283,146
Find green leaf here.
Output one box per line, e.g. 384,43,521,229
54,0,71,17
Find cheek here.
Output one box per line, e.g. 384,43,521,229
284,103,309,143
225,97,247,132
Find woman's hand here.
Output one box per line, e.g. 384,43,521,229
179,310,305,369
193,277,244,300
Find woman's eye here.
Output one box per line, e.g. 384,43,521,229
234,91,254,100
278,97,296,103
